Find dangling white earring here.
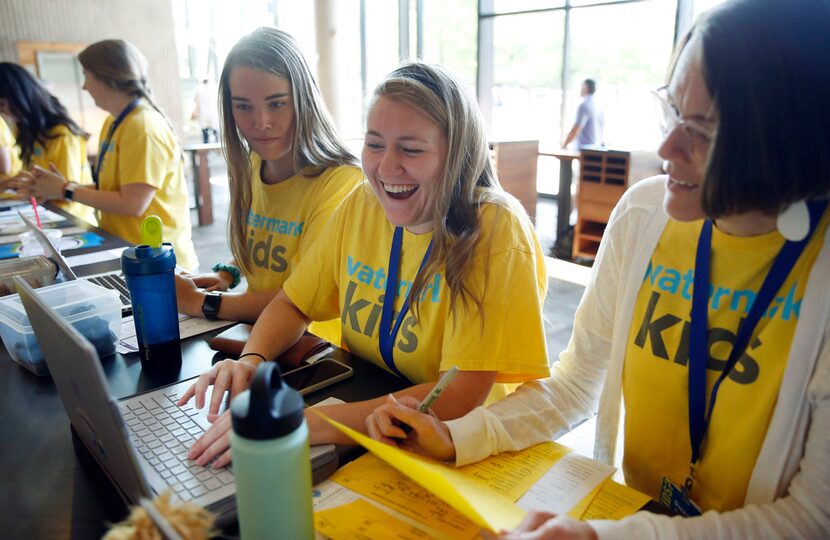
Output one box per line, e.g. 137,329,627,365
777,200,810,241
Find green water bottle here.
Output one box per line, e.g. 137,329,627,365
230,363,313,539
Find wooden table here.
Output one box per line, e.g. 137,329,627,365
183,142,223,226
538,149,580,258
0,211,409,539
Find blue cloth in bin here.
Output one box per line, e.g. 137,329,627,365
7,304,117,375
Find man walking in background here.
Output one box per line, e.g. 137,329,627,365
562,78,604,149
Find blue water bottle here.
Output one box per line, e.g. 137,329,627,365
121,216,182,376
231,363,313,540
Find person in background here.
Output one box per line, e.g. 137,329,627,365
368,1,830,538
0,63,94,223
173,28,362,342
178,62,551,467
562,78,604,149
191,78,219,144
0,115,22,181
16,40,198,270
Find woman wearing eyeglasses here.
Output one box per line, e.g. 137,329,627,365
367,1,830,538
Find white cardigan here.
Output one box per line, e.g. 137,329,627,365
446,176,830,539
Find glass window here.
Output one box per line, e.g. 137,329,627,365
483,1,566,16
364,0,402,93
569,0,636,6
490,10,565,144
319,0,365,143
421,0,478,88
566,0,675,151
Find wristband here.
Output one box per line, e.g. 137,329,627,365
238,352,267,365
211,263,241,289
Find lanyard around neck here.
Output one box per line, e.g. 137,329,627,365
688,201,827,466
93,98,141,187
378,226,433,379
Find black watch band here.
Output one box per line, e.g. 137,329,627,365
201,291,223,320
64,182,79,201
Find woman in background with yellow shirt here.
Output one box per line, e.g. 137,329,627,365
173,28,362,337
0,63,94,222
20,41,198,270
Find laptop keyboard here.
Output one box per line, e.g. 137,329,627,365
85,273,131,308
120,388,234,500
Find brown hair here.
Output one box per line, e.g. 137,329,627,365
78,40,174,133
219,28,358,274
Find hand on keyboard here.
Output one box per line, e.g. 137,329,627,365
176,358,256,416
187,409,234,468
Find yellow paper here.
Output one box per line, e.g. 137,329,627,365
580,480,652,520
321,415,526,533
567,479,607,519
458,441,572,500
333,455,482,539
315,498,433,540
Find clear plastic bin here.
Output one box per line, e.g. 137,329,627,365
0,280,121,376
0,256,58,296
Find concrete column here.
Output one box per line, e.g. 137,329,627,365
314,0,346,131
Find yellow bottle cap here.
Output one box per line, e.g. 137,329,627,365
140,215,164,248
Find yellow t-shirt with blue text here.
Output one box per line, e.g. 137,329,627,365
283,183,550,398
0,116,22,179
245,153,362,343
30,124,96,224
96,103,198,270
623,210,830,512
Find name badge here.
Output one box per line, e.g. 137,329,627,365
660,476,702,517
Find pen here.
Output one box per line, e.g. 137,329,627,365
417,365,459,413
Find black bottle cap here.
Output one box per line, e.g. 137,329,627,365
231,363,305,440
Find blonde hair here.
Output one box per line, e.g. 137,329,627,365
368,62,523,317
219,28,358,274
78,40,172,130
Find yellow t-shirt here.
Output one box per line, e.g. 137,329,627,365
245,154,362,343
0,116,22,179
30,124,96,224
96,103,198,270
283,183,550,397
623,210,830,511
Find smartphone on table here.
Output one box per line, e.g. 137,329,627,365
283,358,353,396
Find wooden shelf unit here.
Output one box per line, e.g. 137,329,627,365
572,149,630,260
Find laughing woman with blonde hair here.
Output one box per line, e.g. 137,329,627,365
177,62,551,467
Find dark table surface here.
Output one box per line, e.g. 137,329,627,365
0,208,409,539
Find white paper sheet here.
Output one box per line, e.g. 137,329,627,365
516,451,615,515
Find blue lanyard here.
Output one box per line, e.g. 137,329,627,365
93,98,141,187
688,201,827,475
378,226,433,379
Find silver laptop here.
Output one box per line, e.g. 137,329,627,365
15,276,337,527
17,211,132,315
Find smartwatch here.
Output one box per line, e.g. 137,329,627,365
201,291,223,320
63,182,79,201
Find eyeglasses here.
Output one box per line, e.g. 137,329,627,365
652,86,715,152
